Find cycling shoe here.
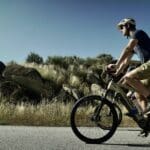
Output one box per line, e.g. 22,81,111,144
138,130,149,137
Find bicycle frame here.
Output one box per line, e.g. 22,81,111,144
103,78,144,122
70,75,150,144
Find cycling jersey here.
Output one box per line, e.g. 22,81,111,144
132,30,150,63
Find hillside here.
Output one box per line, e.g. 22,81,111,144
0,54,140,104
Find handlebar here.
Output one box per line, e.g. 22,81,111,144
101,69,123,83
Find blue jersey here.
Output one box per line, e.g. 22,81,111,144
131,29,150,63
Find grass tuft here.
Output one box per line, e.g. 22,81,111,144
0,101,73,126
0,99,137,127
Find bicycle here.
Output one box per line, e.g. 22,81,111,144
70,71,150,144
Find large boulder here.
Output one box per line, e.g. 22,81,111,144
0,64,55,104
3,64,43,83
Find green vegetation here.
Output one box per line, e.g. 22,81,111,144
0,53,139,126
26,52,44,64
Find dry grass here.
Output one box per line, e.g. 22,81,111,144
0,100,137,127
0,101,73,126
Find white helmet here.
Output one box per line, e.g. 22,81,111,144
117,18,136,29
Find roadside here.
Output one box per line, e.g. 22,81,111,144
0,101,137,127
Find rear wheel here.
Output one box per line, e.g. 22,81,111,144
70,95,118,144
113,103,122,126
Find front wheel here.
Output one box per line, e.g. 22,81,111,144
70,95,118,144
105,90,122,126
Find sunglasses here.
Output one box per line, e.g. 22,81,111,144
119,25,125,30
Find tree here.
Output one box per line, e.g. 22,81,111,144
26,52,43,64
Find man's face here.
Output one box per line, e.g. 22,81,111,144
119,25,128,36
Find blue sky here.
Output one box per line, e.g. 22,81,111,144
0,0,150,63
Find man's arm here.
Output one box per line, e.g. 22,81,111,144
116,38,138,69
107,38,138,73
115,51,133,75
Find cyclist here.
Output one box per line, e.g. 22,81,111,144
107,18,150,135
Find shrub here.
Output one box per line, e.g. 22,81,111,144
96,53,113,64
46,56,68,69
26,52,43,64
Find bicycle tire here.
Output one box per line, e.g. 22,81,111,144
96,103,122,130
105,90,122,126
70,95,118,144
113,103,122,126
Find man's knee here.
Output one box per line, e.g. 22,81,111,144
120,75,131,86
123,73,139,84
125,71,139,79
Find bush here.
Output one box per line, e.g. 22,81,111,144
26,52,43,64
46,56,85,69
96,53,113,64
46,56,68,69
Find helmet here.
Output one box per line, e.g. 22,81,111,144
117,18,136,30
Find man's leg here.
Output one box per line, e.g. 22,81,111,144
121,70,150,98
134,92,147,112
121,61,150,98
119,71,150,112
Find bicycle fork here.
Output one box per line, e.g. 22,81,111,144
91,101,105,122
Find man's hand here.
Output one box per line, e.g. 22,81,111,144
112,70,120,77
107,64,117,72
106,64,122,77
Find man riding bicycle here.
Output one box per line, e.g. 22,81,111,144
107,18,150,135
